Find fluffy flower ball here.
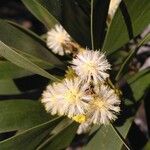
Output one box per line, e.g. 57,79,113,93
41,78,91,118
72,50,111,84
47,24,71,56
41,83,62,115
57,78,91,117
87,84,120,125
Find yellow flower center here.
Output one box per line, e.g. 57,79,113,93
56,34,66,44
51,95,57,101
90,97,106,110
64,89,81,102
72,114,86,123
82,61,97,73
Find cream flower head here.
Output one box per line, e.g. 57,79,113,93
47,24,71,56
87,84,120,125
57,78,91,117
72,50,111,84
41,82,62,115
108,0,122,19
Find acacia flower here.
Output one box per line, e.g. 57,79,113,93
72,50,111,84
57,78,91,117
47,24,72,56
87,84,120,125
41,83,62,115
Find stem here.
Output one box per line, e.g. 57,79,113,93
107,78,115,89
110,123,131,150
90,0,94,49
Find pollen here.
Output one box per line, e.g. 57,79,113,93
72,114,86,123
64,89,81,102
83,61,97,72
93,99,105,108
89,96,107,111
65,67,77,79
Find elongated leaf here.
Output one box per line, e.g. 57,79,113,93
75,0,90,15
0,50,62,80
84,118,132,150
38,122,78,150
0,79,21,95
0,41,60,81
0,118,62,150
0,61,32,79
23,0,91,47
91,0,110,49
61,0,91,47
128,69,150,101
0,100,51,133
22,0,58,29
7,20,45,42
103,0,150,54
0,20,63,67
115,33,150,81
84,70,150,150
14,49,56,69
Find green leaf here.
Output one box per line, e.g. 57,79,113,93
0,41,60,81
0,79,21,95
14,49,57,69
24,0,91,48
84,118,132,150
0,61,32,79
61,0,91,47
0,100,51,133
21,0,58,29
0,50,62,80
84,70,150,150
128,69,150,101
0,117,62,150
0,20,63,67
144,140,150,150
102,0,150,54
38,121,78,150
91,0,110,49
115,33,150,81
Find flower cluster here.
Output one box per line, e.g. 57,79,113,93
42,24,121,134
